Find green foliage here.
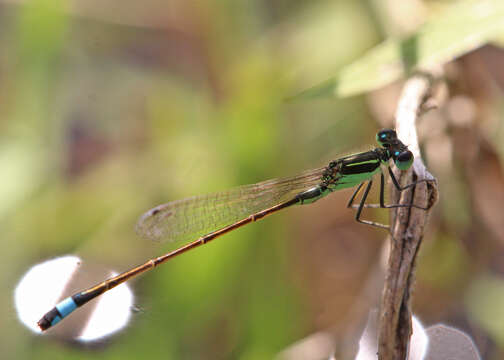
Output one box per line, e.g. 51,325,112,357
294,0,504,99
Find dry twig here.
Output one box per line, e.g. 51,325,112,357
378,72,440,360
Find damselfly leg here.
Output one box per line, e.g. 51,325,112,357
347,167,432,229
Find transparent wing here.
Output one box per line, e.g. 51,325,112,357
135,166,326,243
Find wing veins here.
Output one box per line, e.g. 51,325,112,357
136,166,326,243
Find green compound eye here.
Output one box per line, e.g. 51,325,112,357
395,150,413,170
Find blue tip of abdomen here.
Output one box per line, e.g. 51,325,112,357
54,297,78,321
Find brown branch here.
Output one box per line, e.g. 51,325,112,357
378,72,440,360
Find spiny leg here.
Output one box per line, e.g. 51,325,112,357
387,167,432,207
349,172,413,209
347,182,365,209
350,169,431,210
353,180,389,229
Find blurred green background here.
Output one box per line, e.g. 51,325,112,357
2,0,504,359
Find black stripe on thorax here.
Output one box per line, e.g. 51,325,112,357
340,151,381,175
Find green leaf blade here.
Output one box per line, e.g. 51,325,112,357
294,0,504,99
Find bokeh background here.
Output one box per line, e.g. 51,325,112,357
2,0,504,359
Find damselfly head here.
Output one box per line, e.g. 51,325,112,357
376,129,413,170
376,129,398,147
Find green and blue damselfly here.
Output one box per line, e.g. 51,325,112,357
37,129,428,331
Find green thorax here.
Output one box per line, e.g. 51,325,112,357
324,149,387,191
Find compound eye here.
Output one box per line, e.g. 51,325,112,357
376,129,397,146
394,150,413,170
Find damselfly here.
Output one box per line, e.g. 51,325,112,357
37,129,428,331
